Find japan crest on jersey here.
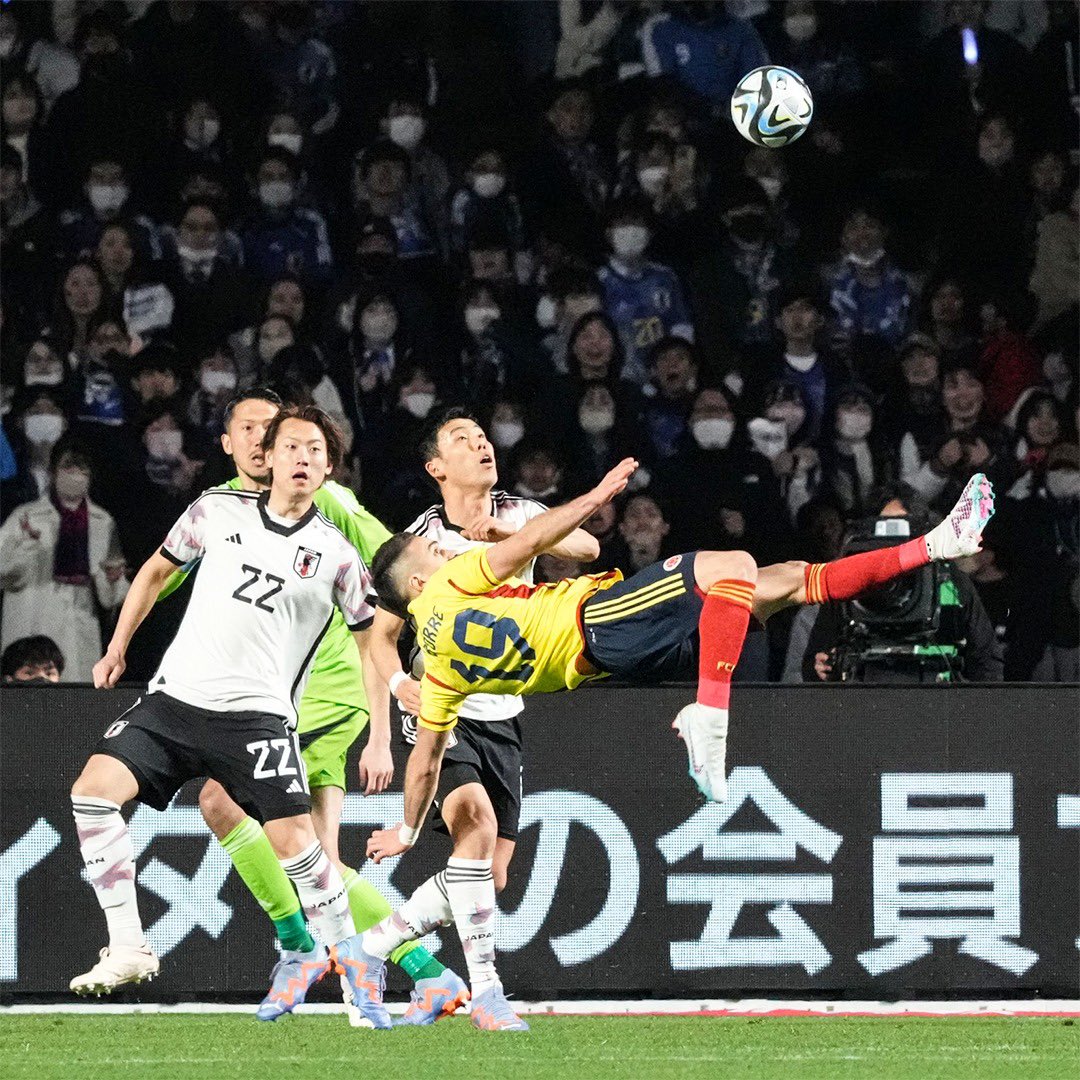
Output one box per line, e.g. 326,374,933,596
294,546,322,579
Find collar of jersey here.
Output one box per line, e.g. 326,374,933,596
436,493,496,534
257,490,318,536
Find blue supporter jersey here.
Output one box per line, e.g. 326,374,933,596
240,206,334,286
598,258,694,385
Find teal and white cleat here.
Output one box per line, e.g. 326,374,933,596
70,944,159,996
255,944,330,1021
470,984,529,1031
926,473,995,561
334,934,392,1030
397,968,470,1026
673,702,729,803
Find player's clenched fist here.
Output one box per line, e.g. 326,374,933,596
367,825,410,863
93,650,126,689
595,458,638,503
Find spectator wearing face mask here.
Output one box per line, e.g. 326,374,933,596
613,131,702,277
923,275,980,371
903,362,1016,513
511,442,567,505
692,180,793,372
378,95,450,258
536,267,605,375
5,386,70,513
820,385,895,517
353,140,438,266
994,441,1079,681
568,381,644,491
890,333,946,454
519,81,610,256
976,288,1042,422
129,346,184,411
451,147,528,263
58,154,162,264
1006,388,1070,498
19,334,72,395
163,200,252,362
1,143,54,332
760,380,823,525
1,634,65,685
741,146,800,253
642,336,701,463
351,291,409,426
641,3,768,115
160,97,234,216
599,200,694,386
240,148,333,288
657,385,793,565
186,345,240,449
0,440,127,681
826,203,912,352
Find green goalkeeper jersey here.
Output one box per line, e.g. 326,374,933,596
158,479,391,728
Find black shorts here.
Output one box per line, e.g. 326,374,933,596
581,552,702,681
432,717,523,841
95,692,310,823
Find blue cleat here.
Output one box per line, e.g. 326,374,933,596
397,968,471,1026
255,944,330,1021
470,984,529,1031
333,934,392,1030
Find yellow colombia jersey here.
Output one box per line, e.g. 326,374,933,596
409,547,621,732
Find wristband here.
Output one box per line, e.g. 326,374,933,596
398,824,420,846
388,670,409,697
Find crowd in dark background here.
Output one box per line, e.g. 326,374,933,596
0,0,1077,684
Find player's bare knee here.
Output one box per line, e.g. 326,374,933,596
198,780,243,838
263,813,316,859
695,549,758,590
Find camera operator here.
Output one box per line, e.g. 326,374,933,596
802,484,1002,683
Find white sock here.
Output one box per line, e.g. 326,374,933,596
362,871,452,960
445,856,499,995
71,796,145,949
279,841,355,945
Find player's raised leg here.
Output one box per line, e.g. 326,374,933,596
673,549,758,803
69,754,159,994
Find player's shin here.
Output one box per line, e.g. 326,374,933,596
362,871,452,958
72,796,146,949
697,580,755,711
279,840,355,945
221,817,315,952
342,867,446,981
803,542,928,604
445,857,499,996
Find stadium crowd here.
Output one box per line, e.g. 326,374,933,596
0,0,1077,684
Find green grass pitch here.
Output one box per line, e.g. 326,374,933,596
3,1015,1078,1080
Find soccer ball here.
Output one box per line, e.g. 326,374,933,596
730,66,813,148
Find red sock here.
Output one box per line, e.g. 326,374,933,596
697,580,755,709
804,538,928,604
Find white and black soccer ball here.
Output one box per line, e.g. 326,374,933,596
730,65,813,148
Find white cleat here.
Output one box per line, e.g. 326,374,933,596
70,945,159,996
341,974,374,1029
673,702,729,802
925,473,995,561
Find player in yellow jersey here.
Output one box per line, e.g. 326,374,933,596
347,464,993,1028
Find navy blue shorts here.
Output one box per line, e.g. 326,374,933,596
580,553,702,681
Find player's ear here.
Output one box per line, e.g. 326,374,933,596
424,457,444,482
220,432,232,456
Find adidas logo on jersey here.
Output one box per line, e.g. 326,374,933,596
226,533,242,544
286,779,304,794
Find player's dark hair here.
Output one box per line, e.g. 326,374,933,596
1,635,65,680
222,387,283,431
262,404,345,473
371,532,419,619
418,406,480,464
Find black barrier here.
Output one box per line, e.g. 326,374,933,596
2,685,1078,1002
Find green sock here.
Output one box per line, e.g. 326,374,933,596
220,817,315,953
341,867,445,981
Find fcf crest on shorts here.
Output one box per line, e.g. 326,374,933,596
294,546,322,579
103,720,128,739
663,555,683,571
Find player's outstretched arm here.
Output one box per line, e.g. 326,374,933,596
485,458,638,582
93,551,178,688
367,725,451,862
354,628,394,795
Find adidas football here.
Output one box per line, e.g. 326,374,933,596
730,65,813,148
